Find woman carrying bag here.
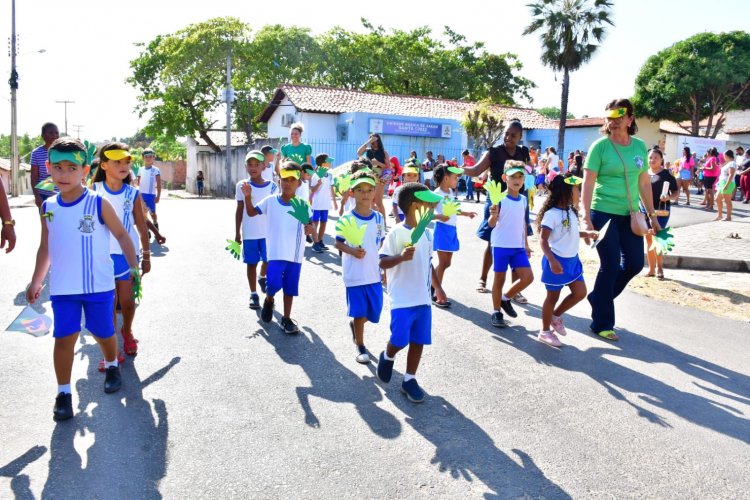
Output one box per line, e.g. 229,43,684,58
581,99,660,341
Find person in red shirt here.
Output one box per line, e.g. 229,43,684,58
388,156,402,196
461,149,476,201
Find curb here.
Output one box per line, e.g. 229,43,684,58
660,254,749,273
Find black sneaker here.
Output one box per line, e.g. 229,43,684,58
377,351,394,383
500,299,518,318
355,345,370,364
311,242,324,253
491,311,506,328
261,298,274,323
104,365,122,393
321,242,329,250
249,294,260,310
258,277,267,294
401,378,425,403
280,316,299,334
306,235,313,244
53,392,73,421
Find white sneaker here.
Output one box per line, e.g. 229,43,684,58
356,345,370,364
538,330,562,347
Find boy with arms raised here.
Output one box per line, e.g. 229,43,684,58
377,183,446,403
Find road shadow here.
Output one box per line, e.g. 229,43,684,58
248,323,401,439
149,241,170,258
42,337,179,499
0,445,47,500
304,247,342,276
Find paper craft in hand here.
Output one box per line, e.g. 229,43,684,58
409,206,434,246
441,199,461,217
337,174,352,193
225,239,241,260
649,227,675,255
590,219,611,249
316,167,329,179
83,140,97,165
131,269,143,303
287,197,311,225
6,305,52,337
35,178,56,191
42,211,54,222
485,180,507,205
335,216,366,247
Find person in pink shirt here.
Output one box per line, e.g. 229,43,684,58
701,148,721,211
677,147,695,205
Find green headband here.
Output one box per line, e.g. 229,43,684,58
49,149,87,165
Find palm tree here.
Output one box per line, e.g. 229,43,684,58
524,0,614,158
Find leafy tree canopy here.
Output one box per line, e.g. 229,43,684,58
536,106,575,120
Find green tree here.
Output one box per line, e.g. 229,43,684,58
462,105,506,157
633,31,750,138
536,106,575,120
0,133,42,162
524,0,614,156
149,135,187,161
128,17,252,152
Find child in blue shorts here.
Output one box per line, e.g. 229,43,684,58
310,153,338,253
377,182,446,403
136,148,161,228
335,170,385,364
242,162,313,334
536,174,598,347
26,138,139,421
235,150,278,309
488,161,534,327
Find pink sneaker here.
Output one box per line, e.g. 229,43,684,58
538,330,562,347
550,316,568,336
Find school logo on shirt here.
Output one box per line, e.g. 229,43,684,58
634,156,645,169
123,199,133,212
78,214,96,233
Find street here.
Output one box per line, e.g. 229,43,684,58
1,197,749,499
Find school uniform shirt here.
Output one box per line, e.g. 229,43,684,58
337,209,385,287
261,163,275,182
296,179,310,202
255,194,311,264
391,186,405,219
235,179,278,240
310,173,333,211
379,223,433,310
92,182,141,256
433,188,457,226
490,194,527,249
539,207,580,258
43,190,115,295
137,166,161,195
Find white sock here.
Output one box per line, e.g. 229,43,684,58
383,351,394,361
403,373,415,382
58,384,71,394
259,275,266,279
251,291,258,297
502,294,509,301
104,359,119,369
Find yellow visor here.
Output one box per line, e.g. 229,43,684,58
280,169,301,179
103,149,131,161
606,107,628,119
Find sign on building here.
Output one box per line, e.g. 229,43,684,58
370,118,451,138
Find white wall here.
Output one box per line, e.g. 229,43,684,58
297,112,338,141
267,97,297,139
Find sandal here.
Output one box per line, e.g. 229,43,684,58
98,351,126,372
476,279,489,293
657,270,664,280
122,329,139,356
512,293,528,305
597,330,619,341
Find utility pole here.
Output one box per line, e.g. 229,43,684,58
72,124,84,139
223,48,235,197
9,0,19,196
55,100,75,136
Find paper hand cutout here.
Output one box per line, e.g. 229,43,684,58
335,216,367,247
42,211,54,222
225,239,241,260
131,269,142,303
441,199,461,217
35,178,56,191
409,206,434,246
485,180,507,205
287,197,311,225
84,140,97,165
316,167,329,179
649,227,675,255
337,174,352,193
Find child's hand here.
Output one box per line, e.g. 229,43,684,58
240,182,252,198
463,211,477,219
339,205,344,216
550,257,563,274
26,281,42,304
304,223,313,236
235,234,241,243
141,259,151,275
401,245,416,261
352,247,366,259
489,205,498,216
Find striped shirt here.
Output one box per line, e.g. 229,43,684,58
30,146,57,198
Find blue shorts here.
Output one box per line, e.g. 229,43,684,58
243,239,267,265
266,260,302,297
541,253,584,291
50,290,116,338
346,283,383,323
493,247,531,273
142,193,157,213
111,254,138,281
312,210,329,223
389,305,432,348
433,223,459,252
678,169,692,181
476,198,493,241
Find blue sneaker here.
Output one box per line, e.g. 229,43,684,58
312,242,324,254
401,378,425,403
258,276,267,294
377,351,394,383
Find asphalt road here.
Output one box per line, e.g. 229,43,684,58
1,198,749,499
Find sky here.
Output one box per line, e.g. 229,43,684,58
0,0,745,142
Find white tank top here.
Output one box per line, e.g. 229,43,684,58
43,189,115,296
93,181,141,256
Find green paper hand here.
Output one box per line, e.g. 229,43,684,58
287,197,311,225
485,180,507,205
409,206,434,246
650,227,675,255
130,268,142,303
42,211,54,222
335,216,367,247
441,199,461,217
337,175,352,193
83,140,97,165
35,178,56,191
316,167,329,179
225,239,241,260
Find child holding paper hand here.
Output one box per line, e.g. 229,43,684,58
377,183,446,404
26,138,139,421
536,174,598,347
242,162,313,334
236,150,278,309
310,153,338,253
334,170,385,364
431,164,476,307
487,161,534,328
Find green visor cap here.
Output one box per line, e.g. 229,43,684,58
447,166,464,175
245,150,264,162
564,176,583,186
504,167,525,176
414,190,445,203
49,149,87,165
350,176,377,189
322,157,334,164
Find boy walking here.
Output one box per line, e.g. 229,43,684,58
136,148,161,228
310,153,338,253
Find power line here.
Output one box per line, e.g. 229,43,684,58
55,100,75,136
72,124,84,139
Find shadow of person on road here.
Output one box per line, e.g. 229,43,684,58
149,241,170,258
0,445,47,500
42,336,179,499
250,325,401,439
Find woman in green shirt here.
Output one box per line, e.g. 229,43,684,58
581,98,659,341
278,122,312,168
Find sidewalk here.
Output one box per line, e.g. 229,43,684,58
664,217,749,272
